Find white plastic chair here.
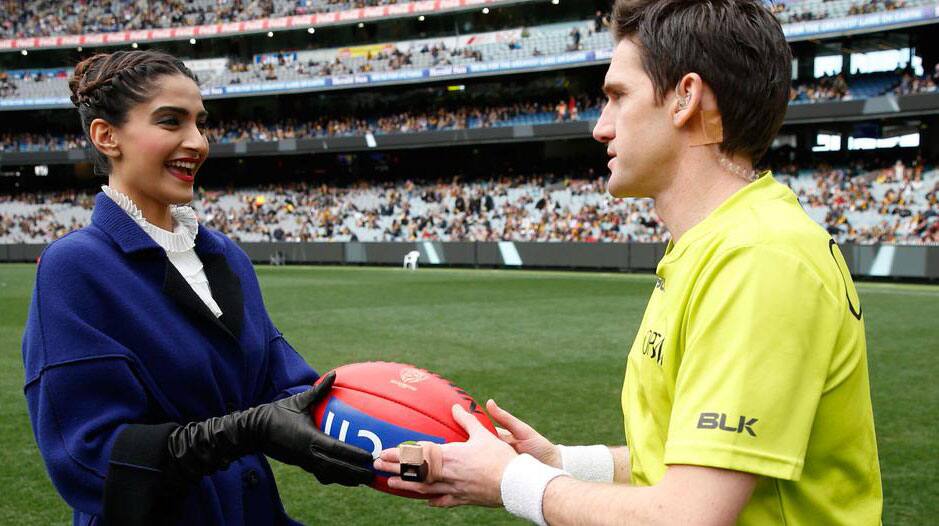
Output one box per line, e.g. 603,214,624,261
403,250,420,270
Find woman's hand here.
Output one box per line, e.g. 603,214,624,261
167,372,374,487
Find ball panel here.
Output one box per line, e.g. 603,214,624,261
311,361,497,499
328,361,497,435
313,389,464,456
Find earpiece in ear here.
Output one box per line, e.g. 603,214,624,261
675,81,691,111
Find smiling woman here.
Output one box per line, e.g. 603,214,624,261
22,50,375,526
69,52,208,230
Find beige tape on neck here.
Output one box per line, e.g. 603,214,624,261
689,109,724,146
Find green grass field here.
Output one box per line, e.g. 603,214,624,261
1,264,937,524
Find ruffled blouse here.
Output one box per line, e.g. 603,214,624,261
102,185,223,318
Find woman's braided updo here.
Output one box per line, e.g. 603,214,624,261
68,50,199,175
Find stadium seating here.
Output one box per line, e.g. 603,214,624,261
7,18,935,107
2,166,936,244
4,0,932,39
0,98,601,152
1,0,422,39
769,0,932,24
0,132,86,152
789,71,919,103
1,20,608,103
783,163,939,243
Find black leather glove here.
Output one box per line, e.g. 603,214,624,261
166,372,374,486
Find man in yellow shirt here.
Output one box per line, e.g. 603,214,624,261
376,0,883,523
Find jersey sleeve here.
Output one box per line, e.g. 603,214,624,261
663,245,841,481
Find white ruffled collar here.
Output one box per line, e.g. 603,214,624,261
102,185,199,253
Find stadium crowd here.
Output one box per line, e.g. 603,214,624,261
0,97,601,152
769,0,918,24
0,71,16,97
790,74,854,103
3,0,928,39
230,42,487,81
0,132,88,153
0,19,613,102
208,99,597,142
895,70,939,96
194,173,667,243
4,53,934,110
1,0,419,39
785,160,939,244
2,164,937,245
789,70,938,104
7,69,939,152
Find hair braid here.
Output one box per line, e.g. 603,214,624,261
67,50,199,175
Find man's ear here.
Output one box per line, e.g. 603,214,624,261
673,73,723,146
672,73,704,128
88,118,121,161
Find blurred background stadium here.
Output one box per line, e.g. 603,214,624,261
1,0,938,524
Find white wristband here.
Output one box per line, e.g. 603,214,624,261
557,445,615,483
501,454,568,526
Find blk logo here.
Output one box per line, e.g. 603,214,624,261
697,412,758,437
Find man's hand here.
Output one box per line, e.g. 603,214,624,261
374,404,518,508
487,399,561,468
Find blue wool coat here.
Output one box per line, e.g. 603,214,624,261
22,193,318,525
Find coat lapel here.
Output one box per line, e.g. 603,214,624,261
202,252,244,339
162,255,244,343
162,261,234,341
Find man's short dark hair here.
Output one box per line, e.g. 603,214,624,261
611,0,792,163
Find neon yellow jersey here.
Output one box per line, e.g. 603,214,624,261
622,173,882,525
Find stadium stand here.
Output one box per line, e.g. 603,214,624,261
780,69,938,104
8,65,939,151
0,97,603,152
768,0,930,24
0,131,86,152
786,69,938,104
7,21,936,107
895,70,939,95
783,161,939,244
787,71,928,103
0,20,611,102
1,0,425,39
1,1,937,253
3,0,933,39
207,98,602,142
2,164,936,244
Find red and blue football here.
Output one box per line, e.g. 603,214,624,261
311,361,496,498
